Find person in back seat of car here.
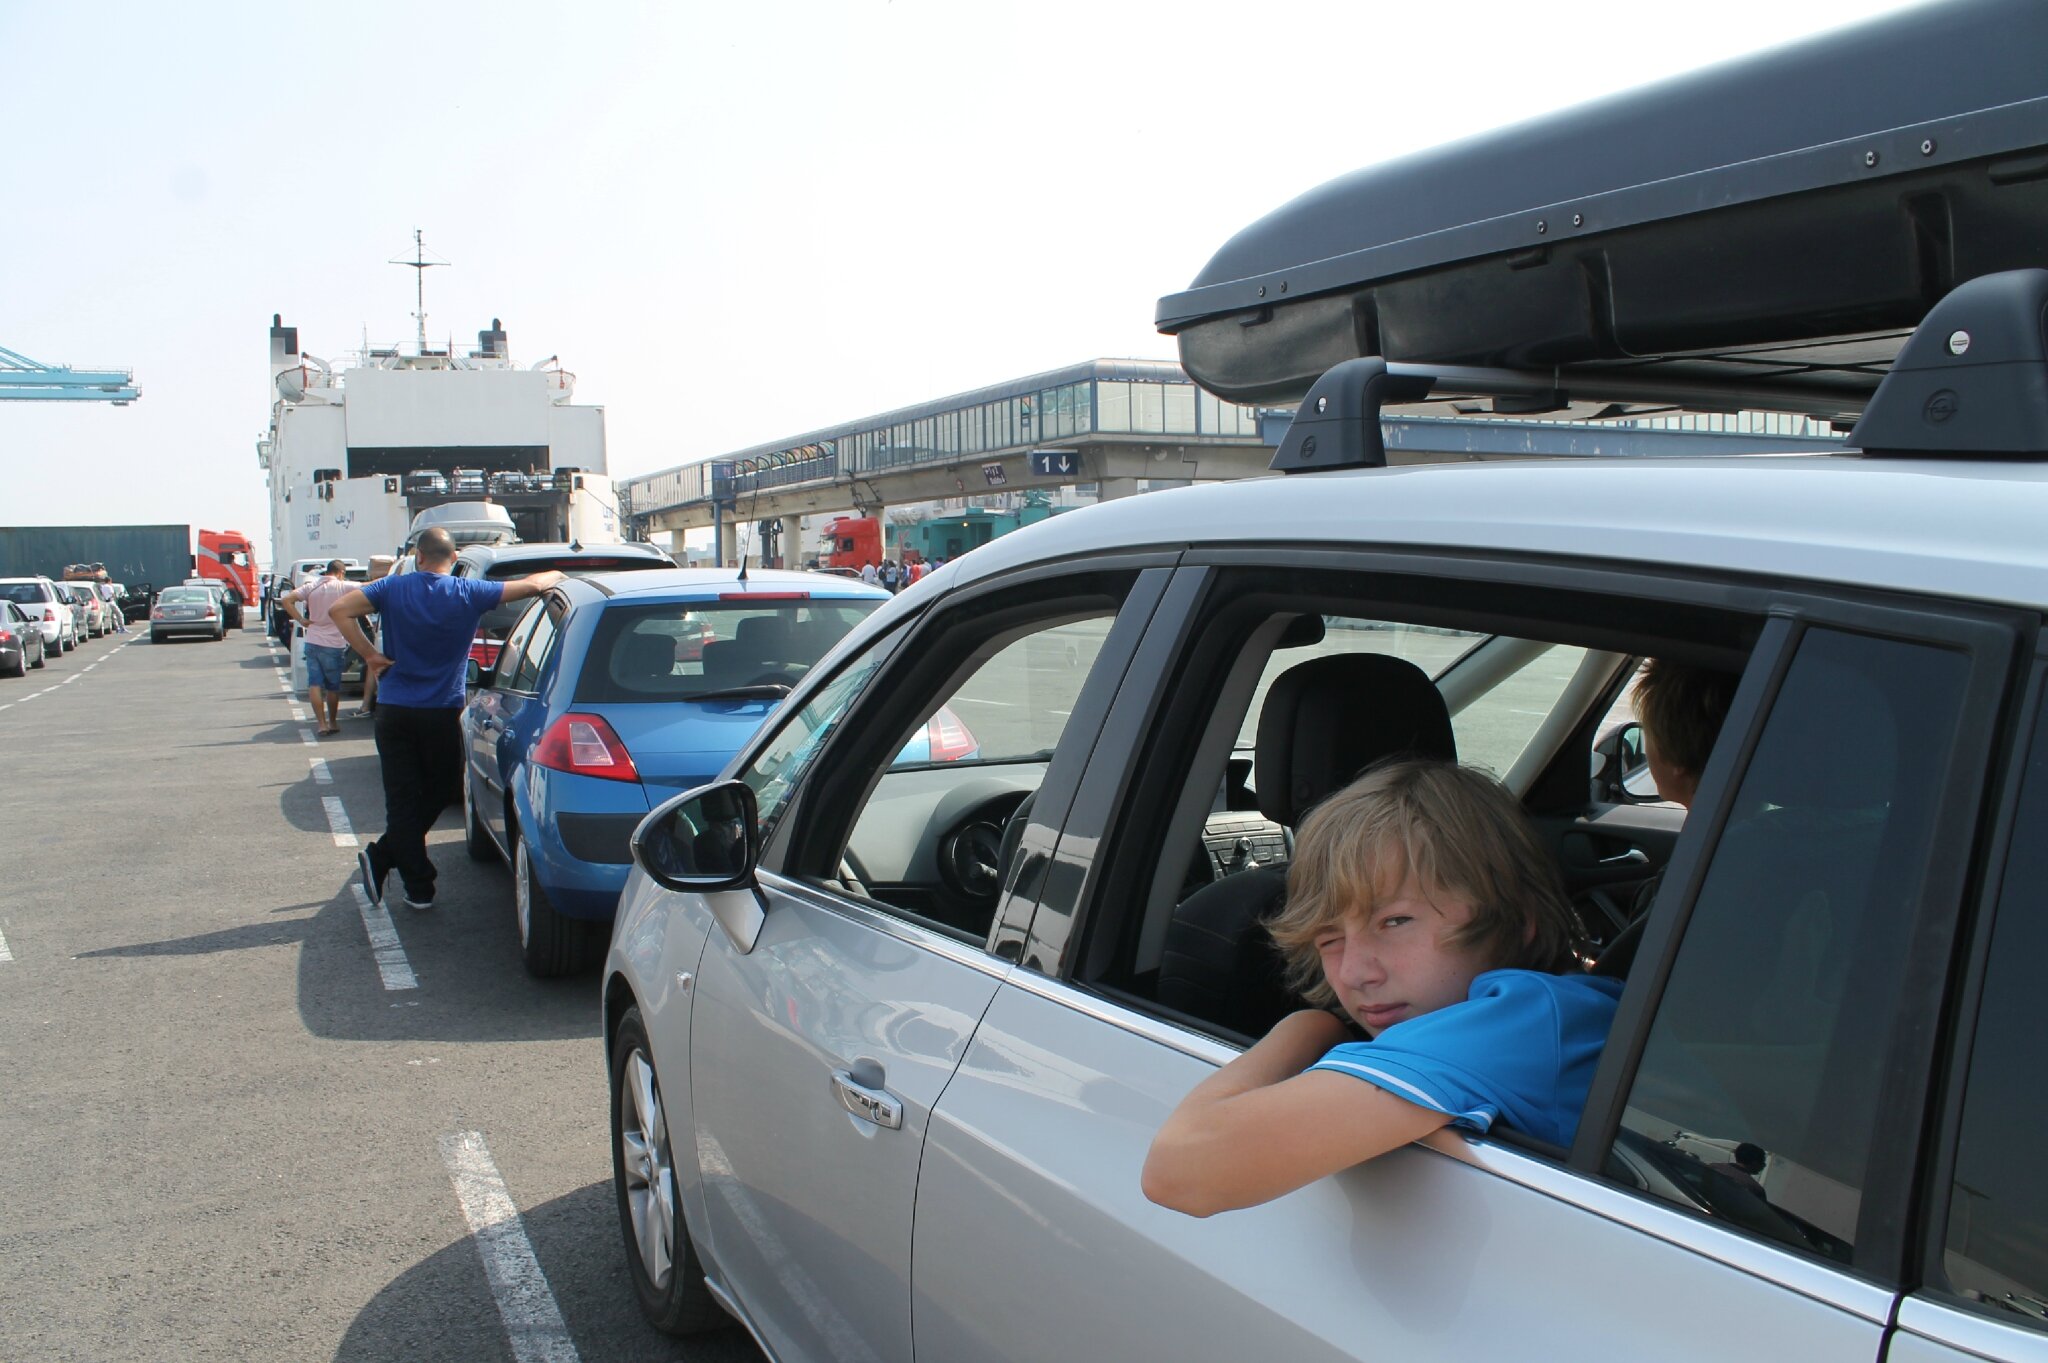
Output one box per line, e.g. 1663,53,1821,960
1143,759,1623,1217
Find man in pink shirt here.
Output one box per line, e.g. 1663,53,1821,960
283,561,356,736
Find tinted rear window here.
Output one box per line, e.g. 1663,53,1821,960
0,584,46,604
574,600,878,704
159,588,209,603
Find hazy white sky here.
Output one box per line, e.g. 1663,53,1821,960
1,0,1925,552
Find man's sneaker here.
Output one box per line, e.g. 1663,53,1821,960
357,846,387,908
401,890,435,912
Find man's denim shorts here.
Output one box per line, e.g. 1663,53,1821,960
304,642,347,691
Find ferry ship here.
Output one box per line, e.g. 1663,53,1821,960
256,312,620,576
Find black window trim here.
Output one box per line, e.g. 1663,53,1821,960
1908,654,2048,1329
1573,599,2024,1288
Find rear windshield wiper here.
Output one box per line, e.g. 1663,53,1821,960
681,684,791,702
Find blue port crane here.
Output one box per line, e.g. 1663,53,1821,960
0,344,139,403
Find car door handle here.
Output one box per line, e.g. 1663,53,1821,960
1600,847,1650,867
831,1059,902,1130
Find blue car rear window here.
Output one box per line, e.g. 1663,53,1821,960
574,600,878,704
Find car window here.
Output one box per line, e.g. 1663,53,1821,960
1606,627,1971,1268
0,584,46,604
574,599,877,704
491,600,542,687
818,604,1119,939
1936,688,2048,1326
741,635,897,837
509,605,559,693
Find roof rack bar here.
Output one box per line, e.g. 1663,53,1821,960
1272,357,1870,473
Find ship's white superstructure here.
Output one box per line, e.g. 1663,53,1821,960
256,315,619,573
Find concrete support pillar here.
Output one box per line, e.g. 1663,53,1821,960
717,519,740,567
1099,477,1141,502
870,504,888,559
780,515,804,569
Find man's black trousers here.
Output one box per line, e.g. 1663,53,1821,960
372,703,465,900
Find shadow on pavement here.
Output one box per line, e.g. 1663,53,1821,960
335,1181,759,1363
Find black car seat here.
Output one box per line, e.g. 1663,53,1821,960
1154,653,1457,1037
619,632,679,694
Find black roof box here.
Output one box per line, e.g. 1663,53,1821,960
1159,0,2048,417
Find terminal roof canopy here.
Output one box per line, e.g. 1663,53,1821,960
1158,0,2048,414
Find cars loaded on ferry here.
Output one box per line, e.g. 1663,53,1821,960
593,4,2048,1360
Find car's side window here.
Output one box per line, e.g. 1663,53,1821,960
741,636,896,837
492,600,542,688
823,610,1116,940
509,605,560,694
1606,627,1972,1267
1935,686,2048,1327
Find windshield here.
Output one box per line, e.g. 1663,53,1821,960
574,599,879,704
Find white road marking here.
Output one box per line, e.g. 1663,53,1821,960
309,757,333,784
352,884,418,991
439,1131,580,1363
300,728,320,746
322,795,358,847
0,925,12,962
60,675,80,685
953,696,1018,707
289,706,309,723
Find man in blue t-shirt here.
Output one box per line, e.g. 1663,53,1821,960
330,528,562,911
1144,760,1623,1217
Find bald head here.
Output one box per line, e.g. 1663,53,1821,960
416,528,457,565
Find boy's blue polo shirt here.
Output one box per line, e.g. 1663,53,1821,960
360,572,506,709
1309,969,1625,1148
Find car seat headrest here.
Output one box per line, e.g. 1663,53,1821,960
621,632,677,688
1255,653,1456,826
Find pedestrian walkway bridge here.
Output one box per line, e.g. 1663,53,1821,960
619,357,1842,554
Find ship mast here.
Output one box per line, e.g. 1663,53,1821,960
388,229,449,355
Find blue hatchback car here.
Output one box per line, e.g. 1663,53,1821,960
462,568,891,975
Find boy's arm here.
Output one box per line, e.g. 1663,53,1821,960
1142,1009,1451,1217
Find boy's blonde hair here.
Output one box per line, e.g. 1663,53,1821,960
1267,759,1581,1007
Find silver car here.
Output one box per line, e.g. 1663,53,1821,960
603,8,2048,1360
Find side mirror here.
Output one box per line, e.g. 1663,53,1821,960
632,781,767,951
1592,721,1660,803
632,780,762,892
465,659,482,688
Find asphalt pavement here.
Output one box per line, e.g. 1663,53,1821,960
0,625,765,1362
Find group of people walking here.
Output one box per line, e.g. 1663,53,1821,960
859,557,938,592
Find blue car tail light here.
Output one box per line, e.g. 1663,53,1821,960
534,713,642,783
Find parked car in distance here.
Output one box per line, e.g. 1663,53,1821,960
59,582,106,638
0,601,48,674
450,467,487,495
462,567,888,976
182,578,243,631
405,469,448,495
598,8,2048,1362
1,577,74,654
150,586,224,642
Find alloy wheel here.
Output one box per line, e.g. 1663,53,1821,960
617,1048,675,1289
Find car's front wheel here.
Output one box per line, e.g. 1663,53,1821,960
514,829,584,978
610,1007,725,1335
